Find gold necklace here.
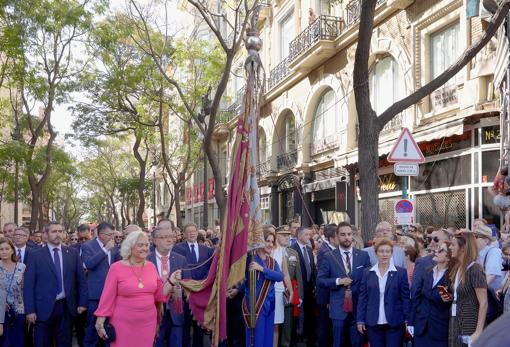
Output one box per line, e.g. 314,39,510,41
129,260,145,289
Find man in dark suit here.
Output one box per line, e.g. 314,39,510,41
148,222,187,347
316,224,338,347
72,223,93,347
409,228,450,335
24,221,88,347
173,223,214,347
291,226,316,347
81,222,120,347
318,222,371,347
28,230,44,248
13,227,32,264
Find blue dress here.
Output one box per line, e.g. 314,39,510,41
242,253,284,347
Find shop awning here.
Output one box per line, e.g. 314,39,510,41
303,177,345,193
335,118,465,167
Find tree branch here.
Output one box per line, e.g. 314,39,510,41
378,0,510,127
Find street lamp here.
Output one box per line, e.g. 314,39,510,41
197,87,212,229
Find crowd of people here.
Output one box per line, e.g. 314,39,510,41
0,216,508,347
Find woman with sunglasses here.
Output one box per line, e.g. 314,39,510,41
410,241,452,347
446,231,487,347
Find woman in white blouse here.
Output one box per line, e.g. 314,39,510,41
356,238,410,347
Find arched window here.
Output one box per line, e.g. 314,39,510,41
283,114,296,152
312,88,337,141
259,129,267,162
369,56,403,115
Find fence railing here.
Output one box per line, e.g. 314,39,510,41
277,149,298,170
288,15,343,62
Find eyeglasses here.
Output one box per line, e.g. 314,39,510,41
427,236,440,243
70,238,78,242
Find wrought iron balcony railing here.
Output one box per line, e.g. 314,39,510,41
381,113,403,134
256,160,271,178
346,0,386,28
310,133,341,156
268,57,290,90
277,149,298,171
288,15,343,63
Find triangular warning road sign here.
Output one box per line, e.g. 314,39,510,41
387,128,425,163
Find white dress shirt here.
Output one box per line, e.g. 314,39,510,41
155,249,171,278
187,242,199,262
15,245,26,263
432,265,446,288
324,240,336,251
370,261,397,325
96,238,111,264
47,244,65,300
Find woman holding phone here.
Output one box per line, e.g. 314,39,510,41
410,241,453,347
447,231,487,347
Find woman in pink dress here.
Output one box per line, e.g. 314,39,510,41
94,230,180,347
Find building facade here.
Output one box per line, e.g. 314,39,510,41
184,0,504,229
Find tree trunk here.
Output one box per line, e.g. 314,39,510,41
14,161,19,224
173,182,182,228
354,0,378,242
133,132,147,228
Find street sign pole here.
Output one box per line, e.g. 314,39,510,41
401,176,408,234
388,128,425,234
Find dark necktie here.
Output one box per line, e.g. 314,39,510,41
190,244,198,263
53,248,63,295
303,246,311,281
344,251,352,275
17,249,22,262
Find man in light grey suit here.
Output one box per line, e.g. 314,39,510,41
363,221,406,268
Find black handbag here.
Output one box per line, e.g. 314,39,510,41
5,308,17,326
103,321,116,342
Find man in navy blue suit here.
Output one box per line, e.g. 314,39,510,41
81,222,120,347
148,221,187,347
23,221,88,347
291,226,316,347
318,222,371,347
13,227,32,264
316,224,339,347
173,223,214,347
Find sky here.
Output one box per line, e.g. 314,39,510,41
52,0,193,158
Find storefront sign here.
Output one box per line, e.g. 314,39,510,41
186,187,192,205
482,125,500,144
207,178,215,200
379,173,400,192
193,185,199,203
419,131,471,157
394,163,419,176
431,85,458,109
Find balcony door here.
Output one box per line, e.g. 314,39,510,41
279,10,295,62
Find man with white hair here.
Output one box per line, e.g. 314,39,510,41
362,221,405,267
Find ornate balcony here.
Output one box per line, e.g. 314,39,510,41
381,113,403,135
346,0,386,28
311,133,341,156
277,150,298,171
268,57,290,90
256,160,271,178
288,15,343,64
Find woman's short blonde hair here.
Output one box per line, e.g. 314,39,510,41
120,230,147,260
